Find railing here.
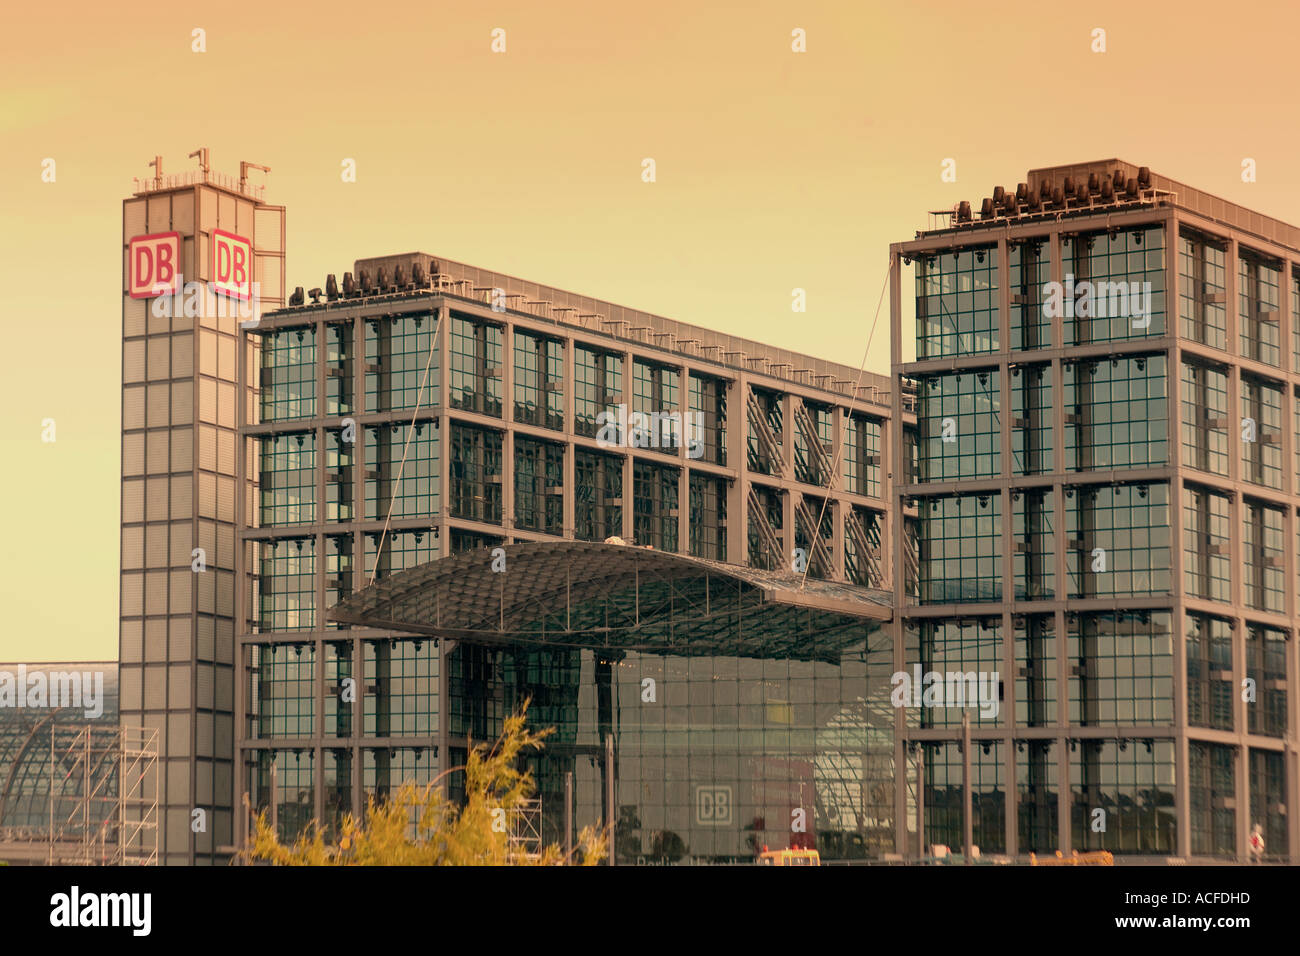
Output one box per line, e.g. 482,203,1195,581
132,169,265,202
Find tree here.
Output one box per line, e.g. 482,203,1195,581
244,701,606,865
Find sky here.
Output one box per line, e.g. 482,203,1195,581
2,0,1299,659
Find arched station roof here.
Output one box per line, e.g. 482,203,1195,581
329,541,891,662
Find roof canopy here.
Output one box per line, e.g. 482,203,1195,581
329,542,891,663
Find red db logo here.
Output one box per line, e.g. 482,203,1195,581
211,229,252,301
128,232,181,299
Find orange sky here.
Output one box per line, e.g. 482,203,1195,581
3,0,1300,659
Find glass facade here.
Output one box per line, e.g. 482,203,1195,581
1011,364,1052,475
261,327,315,422
918,493,1001,604
925,740,1005,854
1063,355,1166,471
1181,361,1229,477
1238,251,1281,367
1240,375,1283,490
514,437,564,535
1183,486,1231,601
364,421,439,520
904,619,1004,729
1245,625,1287,738
574,345,622,439
632,461,679,552
1010,239,1049,350
514,330,564,430
365,313,438,412
259,432,315,526
574,449,623,542
688,373,727,465
891,185,1300,863
1016,740,1057,853
843,414,882,498
449,424,502,524
914,246,998,358
441,619,897,863
229,194,1300,866
1186,614,1233,731
1189,742,1236,858
1067,612,1174,727
917,370,1000,481
688,473,727,561
1065,483,1170,599
449,313,502,417
1071,739,1176,855
1014,616,1056,727
1060,226,1166,344
1013,489,1054,600
1179,231,1227,350
248,643,314,739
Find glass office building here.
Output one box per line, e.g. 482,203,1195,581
890,160,1298,862
119,155,1297,864
238,253,905,862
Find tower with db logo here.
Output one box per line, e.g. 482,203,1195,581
120,151,284,864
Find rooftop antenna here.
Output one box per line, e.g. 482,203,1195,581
188,148,210,177
240,160,271,192
148,155,163,190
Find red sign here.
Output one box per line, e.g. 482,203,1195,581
128,232,181,299
210,229,253,301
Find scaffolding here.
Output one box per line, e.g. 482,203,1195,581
0,725,158,866
507,798,543,861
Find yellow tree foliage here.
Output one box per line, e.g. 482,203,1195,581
244,701,606,866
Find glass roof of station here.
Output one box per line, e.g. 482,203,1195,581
330,542,892,663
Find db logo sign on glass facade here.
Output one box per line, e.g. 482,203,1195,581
695,785,733,826
128,232,181,299
211,229,253,301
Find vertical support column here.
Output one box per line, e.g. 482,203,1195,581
1226,440,1249,866
500,322,515,540
435,303,452,815
352,314,366,529
729,374,749,566
1284,256,1296,377
1166,215,1190,861
313,316,327,827
997,235,1016,858
562,334,575,539
1232,616,1249,863
831,403,846,581
233,347,247,856
437,633,450,796
888,247,910,856
1236,739,1251,863
1050,227,1071,855
1211,231,1242,868
1227,237,1242,491
437,304,450,556
781,391,795,568
622,348,635,544
678,363,690,554
352,633,363,826
1289,626,1300,863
